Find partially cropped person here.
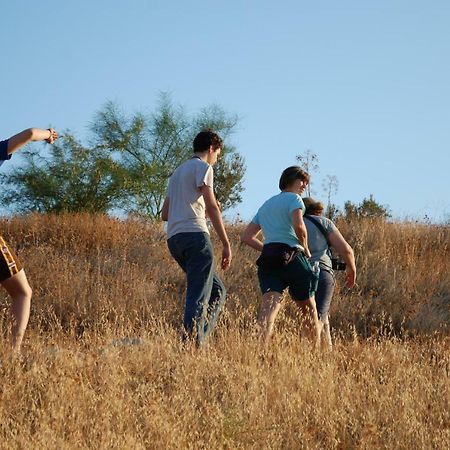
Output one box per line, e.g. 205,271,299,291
303,197,356,349
1,127,58,352
241,166,320,347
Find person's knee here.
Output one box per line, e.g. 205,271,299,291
23,283,32,300
259,296,281,321
320,314,329,326
2,272,32,301
211,275,224,293
14,283,32,302
296,296,315,310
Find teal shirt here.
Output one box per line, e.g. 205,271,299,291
252,192,306,249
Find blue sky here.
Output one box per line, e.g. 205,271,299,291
1,1,449,222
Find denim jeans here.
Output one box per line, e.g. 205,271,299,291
167,232,226,345
315,268,336,320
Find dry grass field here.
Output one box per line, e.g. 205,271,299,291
0,214,448,449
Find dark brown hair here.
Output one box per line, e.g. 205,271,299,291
193,130,223,153
303,197,324,215
279,166,310,190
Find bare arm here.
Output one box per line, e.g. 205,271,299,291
241,222,263,252
161,196,169,221
200,185,232,270
7,128,58,155
292,209,311,257
328,229,357,288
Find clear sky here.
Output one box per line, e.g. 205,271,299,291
1,1,449,222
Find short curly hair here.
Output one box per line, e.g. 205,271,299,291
193,130,223,153
279,166,310,190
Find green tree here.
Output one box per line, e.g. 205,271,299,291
92,95,245,218
1,95,245,219
344,195,391,219
0,133,122,214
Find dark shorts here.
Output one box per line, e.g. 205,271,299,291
0,139,11,161
257,252,318,302
0,236,23,282
315,268,336,320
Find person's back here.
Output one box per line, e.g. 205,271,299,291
304,215,336,271
302,197,357,349
166,157,212,239
161,130,231,346
254,192,306,250
241,166,321,347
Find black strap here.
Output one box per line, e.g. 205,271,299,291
304,215,330,245
304,215,335,268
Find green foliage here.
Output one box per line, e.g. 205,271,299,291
91,94,245,218
344,195,391,219
1,95,245,219
293,150,392,221
193,103,243,211
325,203,340,221
0,134,122,214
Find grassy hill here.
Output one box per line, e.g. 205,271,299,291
0,214,448,449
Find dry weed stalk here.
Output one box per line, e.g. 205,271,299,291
0,214,448,449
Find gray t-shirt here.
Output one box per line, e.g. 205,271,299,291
304,215,337,270
166,157,214,239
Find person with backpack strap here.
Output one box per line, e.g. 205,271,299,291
303,197,357,349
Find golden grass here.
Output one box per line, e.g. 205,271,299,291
0,214,449,449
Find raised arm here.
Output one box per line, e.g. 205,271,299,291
6,128,58,155
292,208,311,257
200,185,232,270
328,229,357,288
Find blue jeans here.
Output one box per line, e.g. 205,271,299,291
167,232,226,345
315,268,336,320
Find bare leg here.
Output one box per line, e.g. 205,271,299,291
257,291,282,346
321,315,332,350
1,269,32,352
295,296,320,349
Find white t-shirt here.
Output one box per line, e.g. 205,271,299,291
166,157,214,239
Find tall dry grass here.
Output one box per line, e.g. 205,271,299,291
0,214,448,449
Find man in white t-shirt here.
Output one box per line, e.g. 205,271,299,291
161,130,232,345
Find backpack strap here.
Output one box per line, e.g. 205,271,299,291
304,215,330,245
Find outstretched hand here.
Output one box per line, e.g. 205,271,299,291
45,128,58,144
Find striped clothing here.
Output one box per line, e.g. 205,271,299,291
0,138,22,281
